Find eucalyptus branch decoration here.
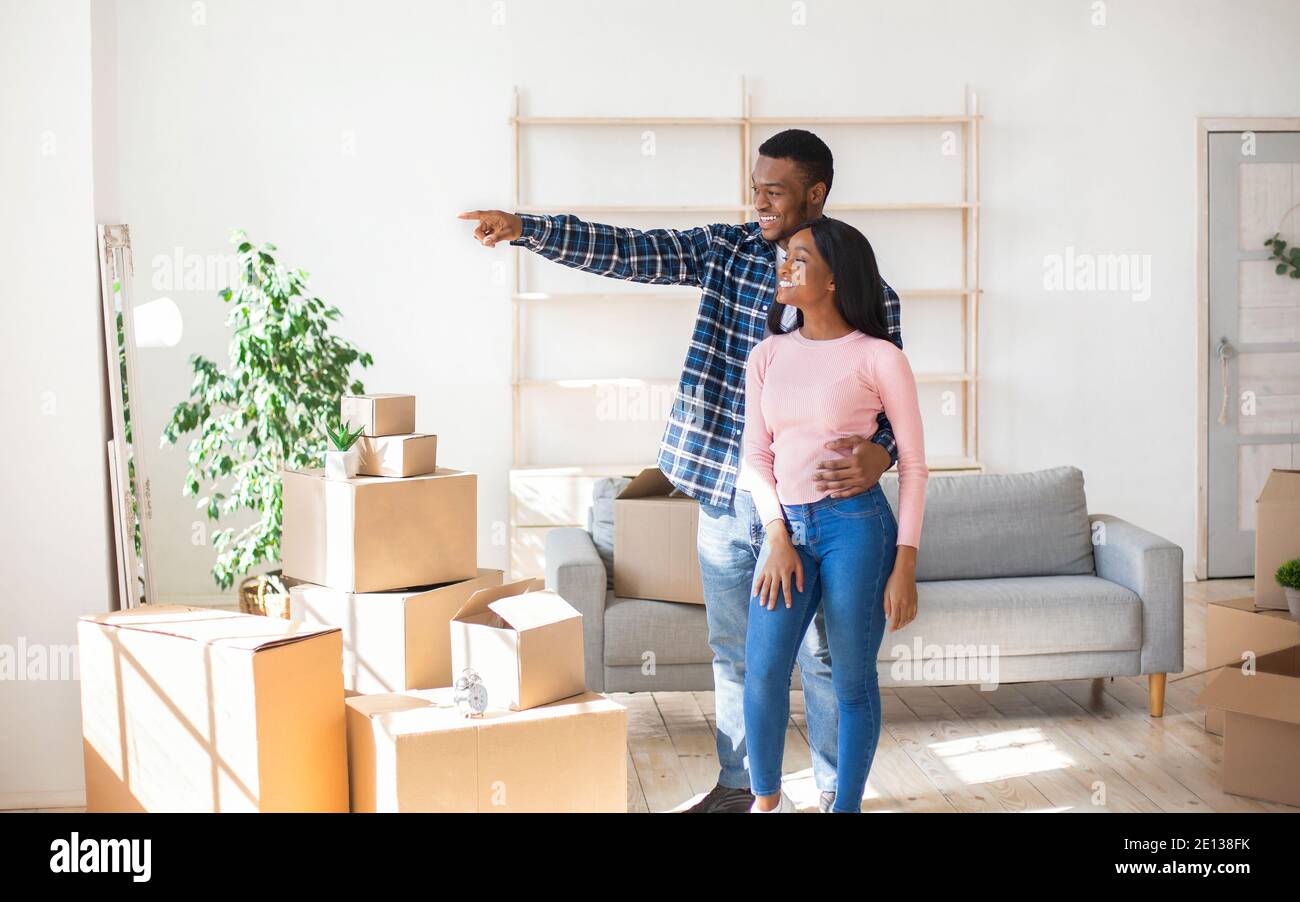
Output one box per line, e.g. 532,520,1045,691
1266,231,1300,279
161,230,373,591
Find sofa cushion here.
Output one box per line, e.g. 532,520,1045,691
881,466,1095,581
878,576,1142,660
588,476,631,589
603,593,712,666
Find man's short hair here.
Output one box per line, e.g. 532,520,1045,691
757,128,834,195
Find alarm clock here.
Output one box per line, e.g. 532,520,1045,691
453,667,489,718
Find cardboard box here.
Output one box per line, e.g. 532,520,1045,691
613,467,704,604
289,569,504,695
281,467,476,593
1256,469,1300,611
1195,644,1300,807
77,605,348,813
356,433,437,478
346,688,626,812
340,393,416,437
449,578,585,711
1204,596,1300,735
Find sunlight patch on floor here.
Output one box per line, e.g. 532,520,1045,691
928,728,1075,783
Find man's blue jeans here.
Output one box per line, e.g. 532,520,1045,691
697,487,840,793
742,486,897,812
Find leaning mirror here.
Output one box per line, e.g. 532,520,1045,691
98,224,157,608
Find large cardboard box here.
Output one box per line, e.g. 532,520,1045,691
450,578,585,711
340,393,416,437
77,605,348,813
613,467,704,605
281,467,476,593
1256,470,1300,611
289,569,504,695
346,688,626,812
1204,596,1300,735
1195,644,1300,807
356,433,437,477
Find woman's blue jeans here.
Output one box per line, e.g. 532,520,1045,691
743,484,897,813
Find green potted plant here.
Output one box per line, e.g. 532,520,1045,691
324,419,364,480
1276,558,1300,619
161,229,373,615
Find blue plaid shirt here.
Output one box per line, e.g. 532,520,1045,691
513,214,903,509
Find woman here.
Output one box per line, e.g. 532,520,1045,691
741,217,927,813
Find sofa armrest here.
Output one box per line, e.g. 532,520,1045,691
544,527,608,692
1090,514,1184,675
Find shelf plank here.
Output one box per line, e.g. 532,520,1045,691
515,202,975,214
513,116,745,126
513,289,981,302
748,115,979,126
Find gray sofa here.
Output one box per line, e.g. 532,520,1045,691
544,466,1183,716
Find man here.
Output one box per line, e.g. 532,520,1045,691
461,129,902,812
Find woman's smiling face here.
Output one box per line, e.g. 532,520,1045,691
776,227,834,310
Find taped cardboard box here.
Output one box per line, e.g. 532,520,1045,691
356,433,438,477
346,688,626,812
289,569,504,695
1204,596,1300,735
613,467,704,604
1195,644,1300,807
281,467,476,593
340,393,416,437
1256,470,1300,611
78,605,348,813
450,578,585,711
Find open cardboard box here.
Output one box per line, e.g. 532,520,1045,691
613,467,704,605
1195,643,1300,807
281,466,476,593
346,687,626,812
1255,469,1300,612
78,605,349,812
449,578,585,711
289,569,504,695
1204,596,1300,735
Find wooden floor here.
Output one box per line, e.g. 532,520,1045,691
10,579,1296,814
613,578,1300,813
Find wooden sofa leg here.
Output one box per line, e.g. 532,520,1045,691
1148,673,1166,718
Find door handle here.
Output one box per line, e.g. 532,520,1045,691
1217,337,1235,425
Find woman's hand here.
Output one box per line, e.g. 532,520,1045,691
753,523,804,610
884,545,918,631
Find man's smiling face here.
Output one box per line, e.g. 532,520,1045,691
751,154,826,247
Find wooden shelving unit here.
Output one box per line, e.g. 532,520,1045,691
507,83,983,577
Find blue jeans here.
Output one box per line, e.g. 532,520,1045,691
697,488,841,793
743,485,897,812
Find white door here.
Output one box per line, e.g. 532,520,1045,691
1207,130,1300,576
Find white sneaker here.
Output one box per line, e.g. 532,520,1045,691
749,790,797,813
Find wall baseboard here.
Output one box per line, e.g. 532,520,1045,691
0,790,86,811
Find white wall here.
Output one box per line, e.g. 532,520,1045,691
0,0,117,807
104,0,1300,599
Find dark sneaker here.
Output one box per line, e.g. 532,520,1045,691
684,783,756,813
819,790,836,813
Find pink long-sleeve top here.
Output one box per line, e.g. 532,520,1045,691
741,328,929,547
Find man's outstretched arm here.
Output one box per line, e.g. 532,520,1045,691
458,210,714,287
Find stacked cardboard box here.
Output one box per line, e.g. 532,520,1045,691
78,605,349,812
282,394,627,810
283,393,501,693
347,577,627,811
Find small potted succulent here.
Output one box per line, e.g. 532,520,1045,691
1276,558,1300,619
324,420,365,480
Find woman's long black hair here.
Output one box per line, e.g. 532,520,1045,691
766,216,891,341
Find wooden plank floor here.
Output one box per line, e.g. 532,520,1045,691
616,578,1300,813
10,579,1296,815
